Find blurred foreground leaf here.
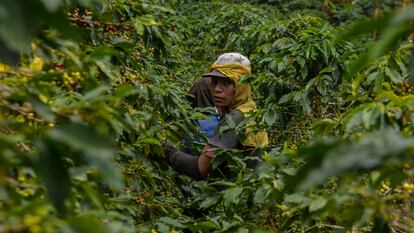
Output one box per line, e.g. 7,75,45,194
48,123,123,191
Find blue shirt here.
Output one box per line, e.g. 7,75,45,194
184,114,219,155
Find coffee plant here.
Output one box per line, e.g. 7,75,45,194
1,0,414,233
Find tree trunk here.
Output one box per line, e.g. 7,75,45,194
322,0,336,14
372,0,381,41
400,0,413,43
400,0,411,9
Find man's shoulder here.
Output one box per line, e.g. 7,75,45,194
227,110,244,124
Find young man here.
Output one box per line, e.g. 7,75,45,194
184,76,219,155
162,53,268,180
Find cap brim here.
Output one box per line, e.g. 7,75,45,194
201,69,227,78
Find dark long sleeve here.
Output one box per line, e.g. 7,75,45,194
163,142,203,180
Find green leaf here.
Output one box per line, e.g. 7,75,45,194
278,93,292,104
81,86,108,102
293,91,302,102
300,64,308,78
187,220,218,231
156,222,169,233
284,193,310,204
113,84,140,97
225,114,237,129
300,93,312,114
40,0,63,12
0,0,80,58
0,40,19,65
264,107,278,126
159,217,184,228
69,214,107,233
48,124,115,155
134,20,145,36
199,194,221,209
89,47,120,59
312,119,337,137
369,216,391,233
319,67,332,75
48,124,123,191
254,186,269,204
272,179,284,190
385,68,403,84
30,97,55,122
137,14,158,26
297,56,305,68
136,137,160,145
190,112,210,120
370,23,409,59
35,140,71,216
89,48,118,81
343,103,367,133
76,0,93,7
362,106,374,129
0,0,35,53
223,187,244,206
49,11,82,41
335,15,391,43
346,53,369,81
298,129,414,190
309,198,327,212
282,139,344,195
393,5,414,23
304,78,316,92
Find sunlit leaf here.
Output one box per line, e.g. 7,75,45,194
309,198,327,212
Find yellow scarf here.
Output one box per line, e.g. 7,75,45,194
209,64,269,148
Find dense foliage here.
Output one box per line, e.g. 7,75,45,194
1,0,414,232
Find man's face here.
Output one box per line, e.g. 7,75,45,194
211,76,236,108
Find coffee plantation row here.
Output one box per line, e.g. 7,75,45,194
1,0,414,232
